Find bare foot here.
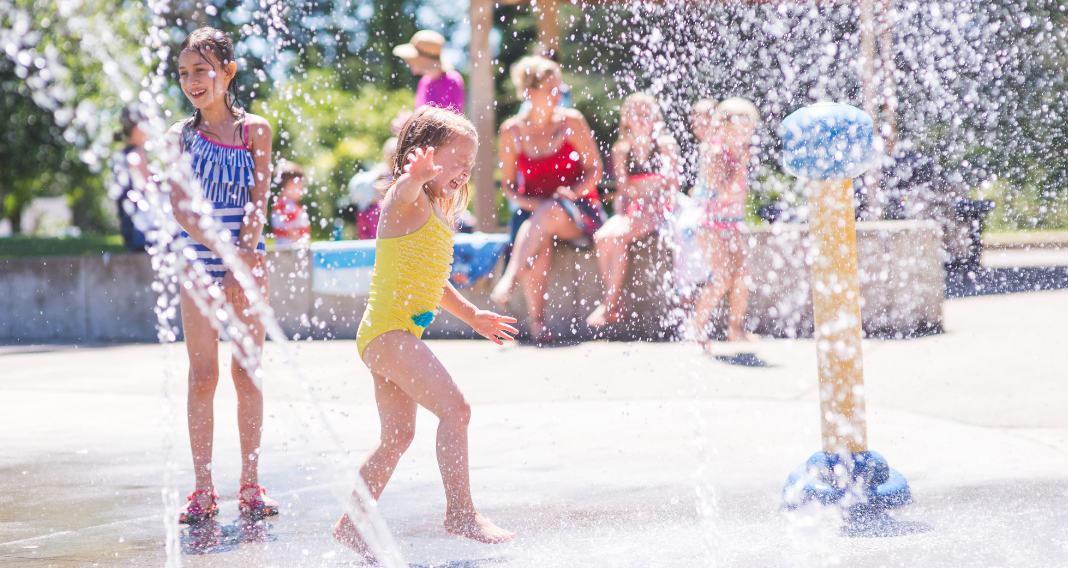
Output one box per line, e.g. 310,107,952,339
727,329,760,342
333,514,376,561
444,510,515,544
490,275,514,308
585,303,624,328
530,321,556,345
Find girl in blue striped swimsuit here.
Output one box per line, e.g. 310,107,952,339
168,26,278,525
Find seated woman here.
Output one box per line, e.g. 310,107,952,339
490,55,604,343
586,93,680,327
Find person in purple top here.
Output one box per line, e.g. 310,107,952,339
394,30,465,114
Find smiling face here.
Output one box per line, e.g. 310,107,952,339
425,134,477,202
177,48,235,111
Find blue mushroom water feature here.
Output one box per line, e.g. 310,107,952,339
779,103,912,524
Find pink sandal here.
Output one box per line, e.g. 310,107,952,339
238,484,279,521
178,489,219,525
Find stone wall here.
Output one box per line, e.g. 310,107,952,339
0,220,943,343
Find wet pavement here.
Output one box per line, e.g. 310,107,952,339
2,289,1067,567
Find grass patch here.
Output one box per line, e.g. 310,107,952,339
0,235,127,259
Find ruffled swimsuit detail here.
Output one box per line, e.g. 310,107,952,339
179,121,266,283
356,212,454,358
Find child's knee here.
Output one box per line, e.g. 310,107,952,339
383,424,416,452
188,361,219,386
440,398,472,427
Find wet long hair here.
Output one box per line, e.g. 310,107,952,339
177,27,246,147
389,106,477,228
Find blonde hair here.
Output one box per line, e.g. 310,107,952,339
714,97,761,129
691,99,718,120
510,55,561,100
390,106,477,228
618,93,662,143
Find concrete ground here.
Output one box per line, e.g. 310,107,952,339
1,288,1067,567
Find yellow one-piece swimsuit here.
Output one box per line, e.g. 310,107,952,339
356,212,454,359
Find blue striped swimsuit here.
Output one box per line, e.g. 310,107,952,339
179,120,266,283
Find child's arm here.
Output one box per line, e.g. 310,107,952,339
236,115,272,263
390,146,442,207
610,142,631,210
498,121,543,212
659,134,682,193
557,111,603,202
439,282,518,345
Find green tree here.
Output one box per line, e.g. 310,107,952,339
1,0,146,234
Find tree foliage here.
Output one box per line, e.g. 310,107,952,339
0,0,145,234
262,70,412,238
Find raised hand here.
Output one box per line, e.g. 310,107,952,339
468,309,519,345
403,146,443,185
553,186,579,202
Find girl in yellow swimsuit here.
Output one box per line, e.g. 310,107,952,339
333,107,519,558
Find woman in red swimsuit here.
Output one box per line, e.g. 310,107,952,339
586,93,680,327
490,56,605,343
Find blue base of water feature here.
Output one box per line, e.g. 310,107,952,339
781,451,911,513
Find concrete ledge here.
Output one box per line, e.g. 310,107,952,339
746,220,944,338
984,231,1068,250
0,220,944,343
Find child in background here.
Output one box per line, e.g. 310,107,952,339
670,99,719,294
332,106,518,558
271,161,311,247
166,26,278,524
346,137,397,239
687,97,762,346
587,93,680,327
113,105,151,252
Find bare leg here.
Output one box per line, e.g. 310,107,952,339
496,201,583,336
490,217,534,307
181,280,223,510
588,214,656,327
232,273,269,500
724,231,755,342
687,230,732,347
519,238,555,341
334,371,419,558
340,331,515,546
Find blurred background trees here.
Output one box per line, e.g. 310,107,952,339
2,0,1068,239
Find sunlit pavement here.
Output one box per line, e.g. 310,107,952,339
2,289,1067,567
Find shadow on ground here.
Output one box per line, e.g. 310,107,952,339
946,266,1068,298
181,518,275,555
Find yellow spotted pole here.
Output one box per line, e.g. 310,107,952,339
808,179,867,454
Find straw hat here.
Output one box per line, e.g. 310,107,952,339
393,30,452,71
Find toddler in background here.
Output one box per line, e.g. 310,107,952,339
687,97,761,345
271,161,310,248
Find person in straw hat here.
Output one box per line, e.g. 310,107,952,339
394,30,465,114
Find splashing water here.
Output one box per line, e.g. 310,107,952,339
0,2,408,567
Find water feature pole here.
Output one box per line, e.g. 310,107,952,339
779,103,912,522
